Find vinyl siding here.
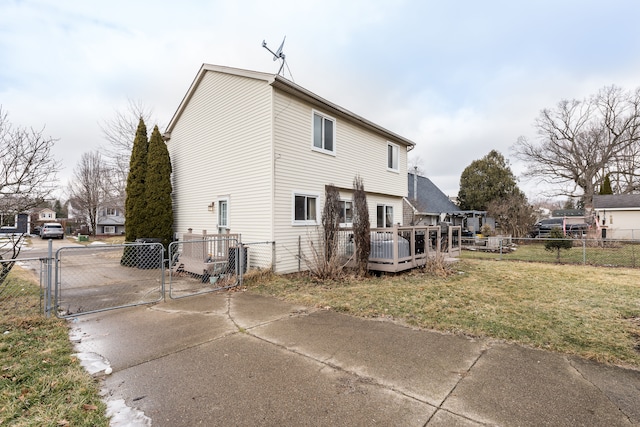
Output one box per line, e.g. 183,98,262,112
167,71,273,243
271,90,408,273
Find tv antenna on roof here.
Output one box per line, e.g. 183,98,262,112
262,36,287,76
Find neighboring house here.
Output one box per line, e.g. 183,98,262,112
37,208,56,222
67,200,125,235
404,172,464,226
593,194,640,239
165,64,415,273
404,172,491,234
0,212,30,234
96,206,125,235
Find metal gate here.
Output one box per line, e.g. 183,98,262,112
54,242,164,318
167,237,243,299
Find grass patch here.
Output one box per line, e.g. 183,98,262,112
0,266,109,426
246,259,640,368
463,239,640,268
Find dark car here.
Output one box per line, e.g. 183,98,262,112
530,218,589,238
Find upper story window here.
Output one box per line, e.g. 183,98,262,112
293,193,318,225
106,208,118,216
387,142,399,172
312,111,336,155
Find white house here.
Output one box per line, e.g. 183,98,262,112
593,194,640,240
37,208,56,221
164,64,415,273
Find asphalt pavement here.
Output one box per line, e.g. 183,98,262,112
70,290,640,427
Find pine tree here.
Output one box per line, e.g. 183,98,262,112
458,150,519,211
599,174,613,195
124,117,149,243
143,125,174,250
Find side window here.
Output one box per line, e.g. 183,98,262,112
218,199,228,229
293,193,318,225
387,142,399,172
339,200,353,226
312,111,336,155
377,205,394,228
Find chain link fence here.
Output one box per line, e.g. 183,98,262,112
55,243,164,317
0,257,45,315
462,236,640,268
168,237,241,299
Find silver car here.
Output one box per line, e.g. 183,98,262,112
40,223,64,239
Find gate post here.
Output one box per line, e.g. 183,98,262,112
44,239,53,318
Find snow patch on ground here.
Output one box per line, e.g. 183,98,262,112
71,331,152,426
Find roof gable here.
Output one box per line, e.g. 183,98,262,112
164,64,416,148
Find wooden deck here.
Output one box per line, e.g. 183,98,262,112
343,225,462,273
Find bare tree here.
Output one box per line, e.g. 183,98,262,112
0,106,60,287
68,151,112,235
0,107,60,213
487,191,536,237
513,85,640,208
99,100,157,201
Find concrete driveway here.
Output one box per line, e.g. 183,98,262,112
70,290,640,427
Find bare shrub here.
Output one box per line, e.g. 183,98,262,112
301,185,349,280
423,254,456,278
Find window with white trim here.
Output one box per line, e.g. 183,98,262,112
218,199,228,229
312,111,335,154
106,208,117,216
293,193,318,225
339,200,353,226
387,142,399,171
104,226,116,234
377,204,394,228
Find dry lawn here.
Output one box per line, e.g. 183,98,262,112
246,259,640,369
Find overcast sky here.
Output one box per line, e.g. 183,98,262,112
2,0,640,201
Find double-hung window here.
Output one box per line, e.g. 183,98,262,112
387,142,399,172
293,193,318,225
339,200,353,226
312,111,335,154
377,205,394,228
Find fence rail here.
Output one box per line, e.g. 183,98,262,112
462,236,640,268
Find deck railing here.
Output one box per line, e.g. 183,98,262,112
340,225,462,273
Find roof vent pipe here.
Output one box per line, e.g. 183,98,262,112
413,166,418,200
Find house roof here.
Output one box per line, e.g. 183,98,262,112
593,194,640,209
407,173,462,214
164,64,416,149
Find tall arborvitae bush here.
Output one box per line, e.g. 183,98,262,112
352,175,370,276
144,125,174,250
322,184,341,263
125,118,149,242
122,118,148,266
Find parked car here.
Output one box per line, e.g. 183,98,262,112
530,218,589,238
40,223,64,239
32,225,42,236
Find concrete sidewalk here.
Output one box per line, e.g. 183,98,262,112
71,291,640,426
